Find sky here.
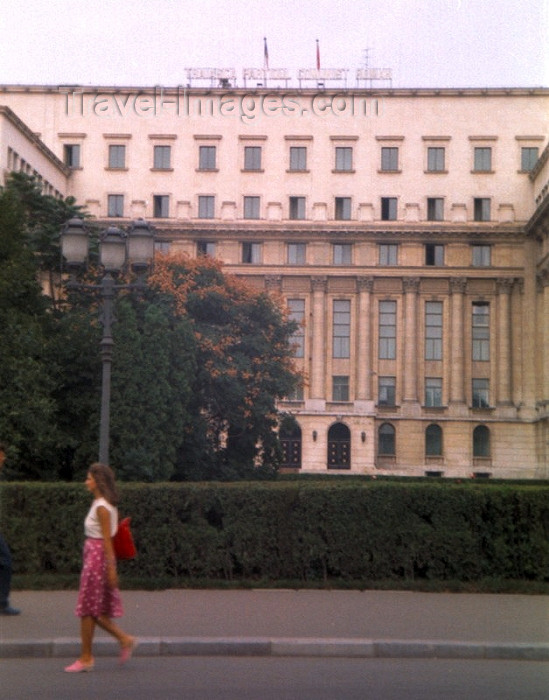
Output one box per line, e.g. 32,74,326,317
1,0,547,89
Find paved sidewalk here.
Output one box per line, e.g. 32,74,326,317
1,589,548,660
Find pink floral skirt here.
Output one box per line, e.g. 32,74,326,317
75,538,123,618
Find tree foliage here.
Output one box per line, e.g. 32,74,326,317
0,174,300,481
148,254,299,480
0,180,59,477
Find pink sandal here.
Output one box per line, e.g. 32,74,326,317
119,638,138,665
64,659,94,673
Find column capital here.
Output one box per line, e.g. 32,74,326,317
264,275,282,292
402,276,420,293
537,270,549,291
450,277,467,294
496,277,514,294
311,276,328,292
356,275,374,292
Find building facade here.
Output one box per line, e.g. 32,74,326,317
1,84,549,478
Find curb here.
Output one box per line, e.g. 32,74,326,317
2,637,549,661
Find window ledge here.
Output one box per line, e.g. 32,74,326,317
332,169,356,174
471,170,495,174
150,167,174,172
376,455,396,467
424,170,448,174
378,169,402,174
242,168,264,173
287,169,310,174
471,406,495,414
105,167,128,172
196,168,219,173
376,404,399,412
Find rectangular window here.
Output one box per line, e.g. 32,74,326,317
427,198,444,221
242,242,262,263
153,145,171,169
381,147,399,171
332,375,350,402
472,378,490,408
289,196,306,220
243,196,260,219
288,299,305,358
379,243,398,266
333,243,352,265
379,300,396,359
381,197,397,221
425,378,443,407
425,301,443,360
427,147,445,172
287,385,304,401
472,244,491,267
198,195,215,219
153,195,169,218
63,144,81,168
378,377,396,406
335,146,353,171
333,300,351,358
472,303,490,361
521,147,539,171
199,145,216,170
287,242,306,264
197,241,216,257
335,197,351,220
425,243,444,266
244,146,262,171
107,194,124,217
474,198,491,221
289,146,307,171
474,147,492,172
108,145,126,169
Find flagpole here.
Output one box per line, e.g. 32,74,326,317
263,37,269,86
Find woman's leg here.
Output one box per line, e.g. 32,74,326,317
95,615,134,648
80,615,96,662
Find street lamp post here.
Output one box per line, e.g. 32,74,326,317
61,218,155,465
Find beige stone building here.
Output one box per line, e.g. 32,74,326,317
1,83,548,478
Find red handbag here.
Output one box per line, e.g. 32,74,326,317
112,517,137,560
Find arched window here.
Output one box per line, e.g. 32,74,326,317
279,419,302,468
425,424,443,456
378,423,395,456
328,422,351,469
473,425,490,457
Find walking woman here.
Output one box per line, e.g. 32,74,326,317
65,463,136,672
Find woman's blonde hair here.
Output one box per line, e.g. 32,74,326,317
89,462,119,506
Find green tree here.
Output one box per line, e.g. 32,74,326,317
149,254,300,480
0,185,60,478
108,296,196,481
4,171,87,303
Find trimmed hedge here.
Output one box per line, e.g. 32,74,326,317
1,481,549,584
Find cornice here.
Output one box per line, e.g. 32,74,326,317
1,84,548,98
107,220,526,242
0,105,70,176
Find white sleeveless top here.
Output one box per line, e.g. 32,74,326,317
84,497,118,538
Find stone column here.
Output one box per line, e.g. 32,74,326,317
496,278,513,406
402,277,420,403
310,276,327,400
449,277,467,405
539,271,549,405
356,276,374,400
